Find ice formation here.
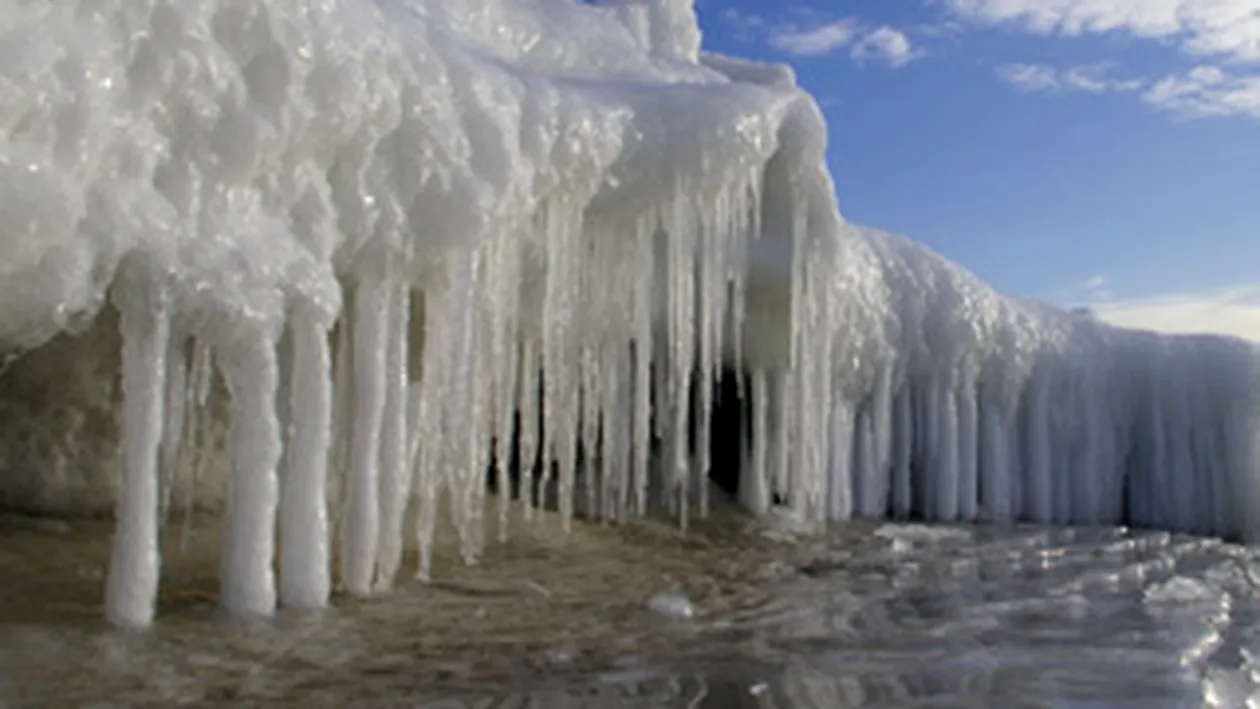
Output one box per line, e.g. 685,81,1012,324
1,0,1258,628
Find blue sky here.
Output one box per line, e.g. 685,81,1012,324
690,0,1260,340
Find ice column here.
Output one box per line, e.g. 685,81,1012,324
279,304,334,609
374,280,412,591
219,330,283,616
105,269,172,628
341,278,391,597
158,340,188,523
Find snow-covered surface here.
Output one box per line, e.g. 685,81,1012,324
1,0,1258,627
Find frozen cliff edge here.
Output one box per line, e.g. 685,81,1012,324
0,0,1256,628
827,225,1260,539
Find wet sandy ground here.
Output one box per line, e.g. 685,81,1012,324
2,503,1257,708
0,502,818,707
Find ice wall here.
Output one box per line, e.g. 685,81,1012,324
804,227,1260,540
0,0,1257,628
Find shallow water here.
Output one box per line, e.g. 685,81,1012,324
1,505,1258,708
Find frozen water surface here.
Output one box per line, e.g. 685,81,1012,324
4,508,1260,707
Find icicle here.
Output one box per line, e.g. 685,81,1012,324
631,213,655,517
890,383,913,519
913,382,933,516
279,306,333,609
443,249,482,564
870,366,894,504
770,370,792,506
580,345,601,519
1050,394,1073,526
744,369,771,515
489,234,523,543
853,407,881,517
1165,369,1196,532
340,278,391,597
218,330,282,617
1072,382,1102,526
724,177,756,395
178,340,214,553
1204,420,1231,536
459,253,496,564
539,199,582,531
956,385,979,521
373,279,411,591
411,295,447,582
600,343,628,521
158,337,188,526
328,293,355,545
105,271,172,628
662,195,697,528
827,396,854,521
978,400,1012,523
1025,369,1053,524
934,384,960,522
274,326,294,535
809,266,834,526
694,186,730,520
517,340,541,520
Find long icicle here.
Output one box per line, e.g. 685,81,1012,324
178,339,214,553
158,337,188,529
219,330,283,617
374,278,412,591
340,278,391,597
279,305,334,608
105,269,172,628
412,292,448,582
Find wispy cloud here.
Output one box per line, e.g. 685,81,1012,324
769,19,860,57
1061,274,1116,302
1085,285,1260,342
995,62,1144,94
949,0,1260,122
726,11,921,68
943,0,1260,64
1142,65,1260,119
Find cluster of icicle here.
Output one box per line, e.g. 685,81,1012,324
3,0,1259,629
766,226,1260,541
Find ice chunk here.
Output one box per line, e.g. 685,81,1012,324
647,591,698,619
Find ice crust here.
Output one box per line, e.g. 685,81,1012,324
1,0,1257,627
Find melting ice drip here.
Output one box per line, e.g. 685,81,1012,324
3,0,1259,628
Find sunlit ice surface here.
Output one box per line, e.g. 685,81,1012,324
3,507,1260,707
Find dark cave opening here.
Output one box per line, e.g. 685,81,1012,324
487,364,759,515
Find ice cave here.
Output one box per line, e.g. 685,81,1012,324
0,0,1257,629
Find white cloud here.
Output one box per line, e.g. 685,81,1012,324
851,27,921,67
1082,285,1260,342
1142,65,1260,118
950,0,1260,121
1062,274,1116,302
727,11,920,67
995,62,1145,93
769,19,860,56
944,0,1260,64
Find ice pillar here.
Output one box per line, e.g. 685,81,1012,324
105,271,172,628
341,278,391,596
219,331,283,616
279,305,334,608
